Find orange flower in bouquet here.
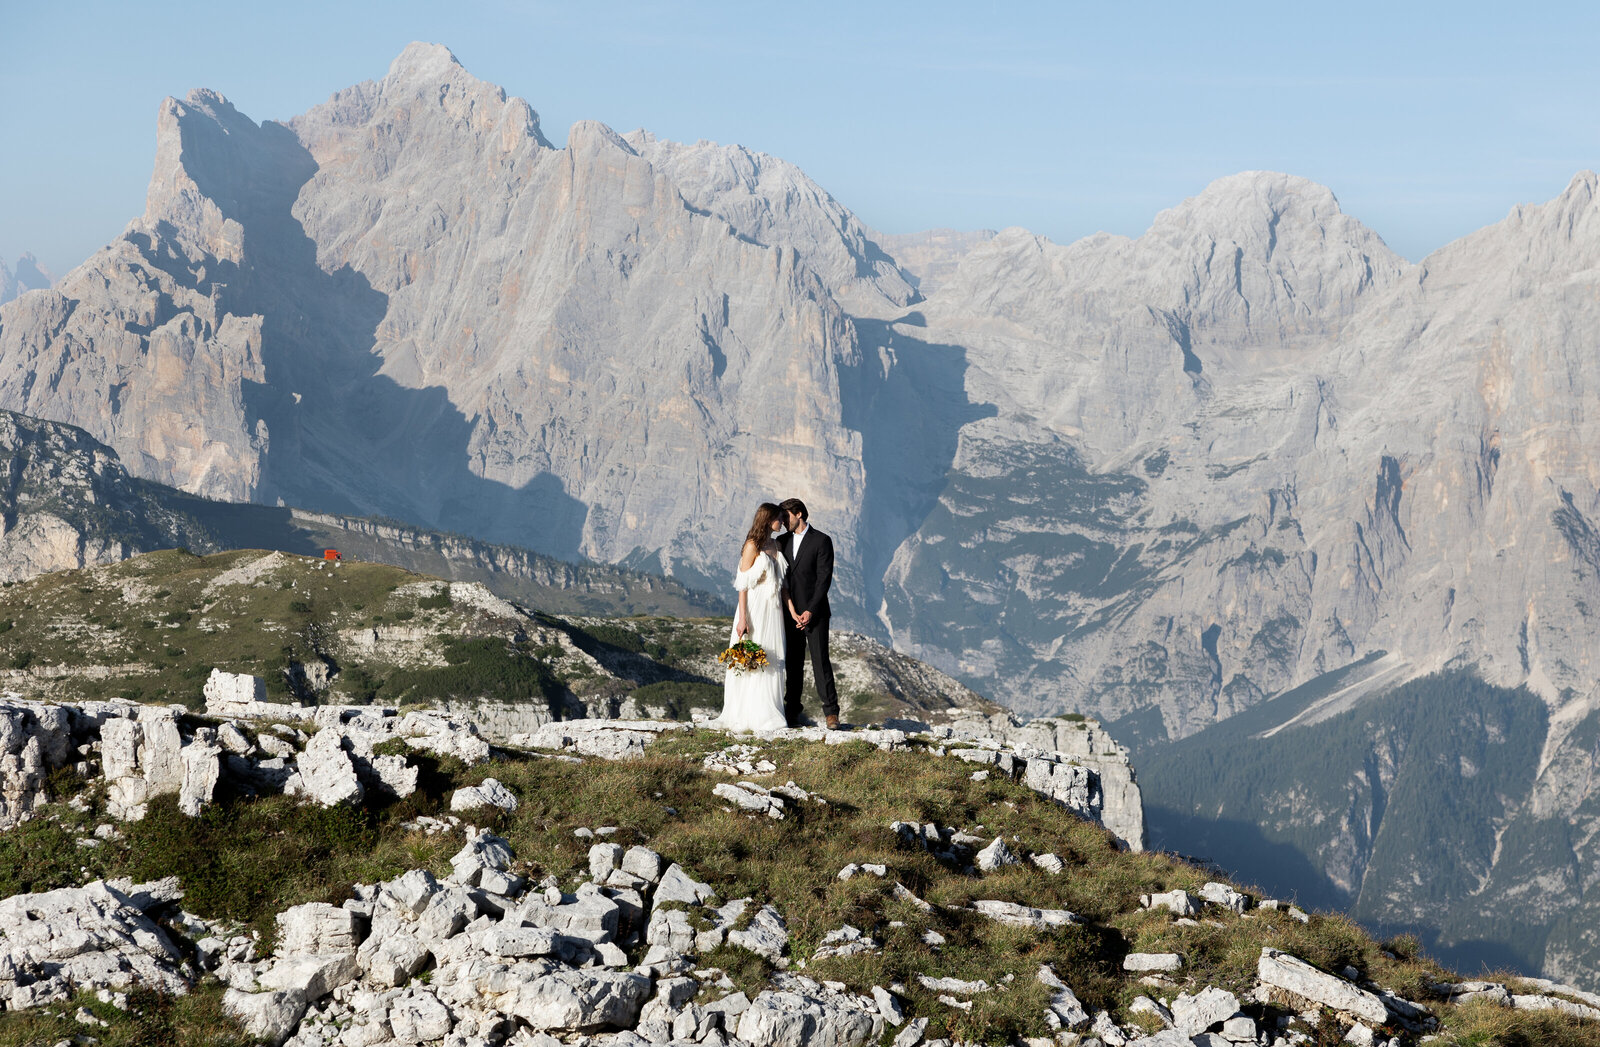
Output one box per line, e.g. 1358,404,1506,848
718,638,769,674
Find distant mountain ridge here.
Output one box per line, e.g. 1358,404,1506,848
0,253,54,306
6,42,1600,983
0,407,721,617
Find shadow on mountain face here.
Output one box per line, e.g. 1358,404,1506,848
1144,803,1352,913
175,106,588,561
842,317,997,625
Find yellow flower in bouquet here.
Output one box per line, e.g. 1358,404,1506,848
718,638,769,674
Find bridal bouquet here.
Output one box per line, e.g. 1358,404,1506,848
718,638,769,675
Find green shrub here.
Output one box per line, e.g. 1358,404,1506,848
417,588,453,610
123,795,381,934
632,680,724,720
570,623,670,661
381,638,560,707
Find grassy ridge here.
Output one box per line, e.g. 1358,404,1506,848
0,549,987,726
5,731,1595,1044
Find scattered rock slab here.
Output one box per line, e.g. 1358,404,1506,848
1141,889,1201,916
1171,985,1239,1035
969,899,1078,929
1123,952,1183,972
1257,947,1388,1024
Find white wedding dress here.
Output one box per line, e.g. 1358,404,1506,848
710,546,789,732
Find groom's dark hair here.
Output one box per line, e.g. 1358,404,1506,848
779,497,808,522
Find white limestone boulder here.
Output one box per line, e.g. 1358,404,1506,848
655,863,715,905
223,987,309,1046
975,836,1020,872
969,899,1078,929
727,903,789,960
1141,889,1201,917
1257,947,1388,1024
284,729,364,807
736,989,881,1047
0,879,188,1009
1171,986,1240,1036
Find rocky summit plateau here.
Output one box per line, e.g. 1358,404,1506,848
5,38,1600,997
3,663,1599,1047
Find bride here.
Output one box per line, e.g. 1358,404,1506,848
710,502,792,732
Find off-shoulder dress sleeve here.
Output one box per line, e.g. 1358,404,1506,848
732,559,770,592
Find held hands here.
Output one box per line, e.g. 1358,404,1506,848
794,610,813,630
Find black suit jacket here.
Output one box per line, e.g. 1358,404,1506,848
781,526,833,623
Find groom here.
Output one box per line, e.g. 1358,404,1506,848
778,498,841,730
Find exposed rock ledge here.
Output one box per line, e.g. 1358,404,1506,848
0,670,1147,850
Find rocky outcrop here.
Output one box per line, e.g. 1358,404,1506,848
214,836,816,1046
0,692,494,825
0,411,215,581
0,878,189,1008
905,711,1146,850
0,687,1146,852
16,815,1580,1047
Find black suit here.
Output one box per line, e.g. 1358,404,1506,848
781,525,839,725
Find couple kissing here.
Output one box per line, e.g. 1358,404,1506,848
711,498,840,734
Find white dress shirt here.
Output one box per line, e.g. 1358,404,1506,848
790,524,809,561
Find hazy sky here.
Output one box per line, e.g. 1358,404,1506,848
4,0,1598,277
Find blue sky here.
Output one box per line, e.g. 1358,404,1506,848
4,0,1598,276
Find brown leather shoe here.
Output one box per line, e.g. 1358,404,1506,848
826,714,841,730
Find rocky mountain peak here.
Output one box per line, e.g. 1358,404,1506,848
625,130,918,310
292,42,550,160
1141,170,1410,331
384,40,465,83
1503,168,1600,266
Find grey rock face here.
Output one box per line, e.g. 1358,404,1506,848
0,700,72,828
0,411,216,582
868,228,996,297
0,879,189,1008
284,727,364,807
736,989,881,1047
625,131,917,313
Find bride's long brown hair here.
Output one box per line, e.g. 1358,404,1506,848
744,502,783,548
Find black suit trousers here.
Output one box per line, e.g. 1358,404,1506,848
784,617,838,724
